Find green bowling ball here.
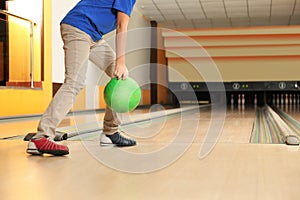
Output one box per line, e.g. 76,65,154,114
104,77,141,113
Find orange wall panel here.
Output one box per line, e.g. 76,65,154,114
0,0,52,117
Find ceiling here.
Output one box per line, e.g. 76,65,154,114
136,0,300,29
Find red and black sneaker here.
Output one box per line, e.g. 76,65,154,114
26,137,69,156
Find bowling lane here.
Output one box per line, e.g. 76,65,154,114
120,105,256,145
63,105,255,146
217,106,255,144
85,105,257,165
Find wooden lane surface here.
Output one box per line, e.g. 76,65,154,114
1,106,300,200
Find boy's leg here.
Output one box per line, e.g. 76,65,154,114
89,40,136,146
27,24,93,156
35,24,92,139
89,40,120,135
102,106,120,135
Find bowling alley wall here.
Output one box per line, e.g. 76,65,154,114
162,26,300,104
0,0,53,117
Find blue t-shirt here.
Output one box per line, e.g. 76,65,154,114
61,0,136,41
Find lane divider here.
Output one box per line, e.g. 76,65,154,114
251,105,300,145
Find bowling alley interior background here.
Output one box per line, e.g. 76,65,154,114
1,0,300,199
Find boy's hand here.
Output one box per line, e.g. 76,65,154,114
114,63,128,80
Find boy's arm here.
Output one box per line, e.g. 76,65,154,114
114,11,130,79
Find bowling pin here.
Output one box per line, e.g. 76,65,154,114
242,94,245,105
254,94,257,107
276,94,280,106
280,94,284,109
230,94,234,105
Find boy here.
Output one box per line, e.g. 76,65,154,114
27,0,137,156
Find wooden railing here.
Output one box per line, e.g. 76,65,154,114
0,9,37,88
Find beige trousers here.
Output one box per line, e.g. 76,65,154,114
35,24,119,139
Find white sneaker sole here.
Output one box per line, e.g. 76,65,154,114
26,142,43,155
100,134,115,147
